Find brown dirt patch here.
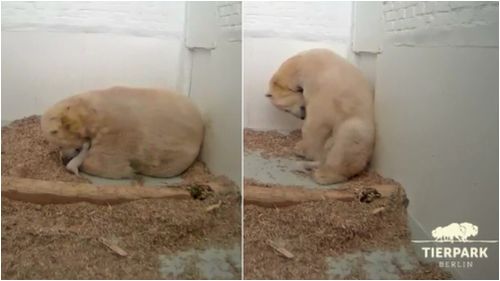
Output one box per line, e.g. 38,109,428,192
2,116,241,279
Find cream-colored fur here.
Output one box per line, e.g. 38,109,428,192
41,86,204,179
266,49,375,184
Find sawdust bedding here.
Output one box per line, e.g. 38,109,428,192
244,128,301,159
244,173,451,280
1,116,241,279
243,129,452,279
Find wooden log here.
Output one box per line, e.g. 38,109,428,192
2,176,196,205
244,184,403,208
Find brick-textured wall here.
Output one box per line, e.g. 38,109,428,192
1,2,185,38
244,2,352,42
382,1,498,47
217,1,241,42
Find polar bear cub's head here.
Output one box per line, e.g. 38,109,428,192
265,75,306,120
41,97,94,160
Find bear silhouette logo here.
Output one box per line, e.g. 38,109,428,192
431,222,479,243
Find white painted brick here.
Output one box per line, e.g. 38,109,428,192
406,6,415,18
218,5,232,17
456,6,476,23
244,2,352,41
405,17,418,30
383,2,393,12
386,10,398,21
217,2,241,42
383,0,498,47
475,4,500,24
434,2,451,13
432,13,452,26
401,2,415,8
1,2,185,38
424,2,434,14
398,8,405,19
424,14,435,24
450,1,481,10
415,3,426,15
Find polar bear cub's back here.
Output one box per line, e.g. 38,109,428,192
41,86,204,178
84,86,205,177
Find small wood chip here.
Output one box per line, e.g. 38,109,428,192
99,237,128,257
267,240,294,259
371,206,386,215
205,200,222,212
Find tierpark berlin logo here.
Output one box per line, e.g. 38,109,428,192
412,222,498,269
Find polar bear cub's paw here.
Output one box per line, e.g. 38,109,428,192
65,141,91,176
293,141,308,158
296,160,320,171
312,166,347,185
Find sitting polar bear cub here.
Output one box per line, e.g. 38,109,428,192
41,86,204,179
266,49,375,184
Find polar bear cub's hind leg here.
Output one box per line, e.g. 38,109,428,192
313,118,374,185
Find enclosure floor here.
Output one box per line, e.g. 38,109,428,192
2,196,241,280
2,117,242,279
244,197,452,280
244,151,340,189
243,129,451,279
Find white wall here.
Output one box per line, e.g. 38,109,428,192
1,2,186,121
372,2,498,279
187,2,242,186
243,2,353,131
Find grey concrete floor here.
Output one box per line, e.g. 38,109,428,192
244,150,340,189
325,247,419,279
159,244,241,279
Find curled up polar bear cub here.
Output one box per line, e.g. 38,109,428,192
266,49,375,184
41,86,204,179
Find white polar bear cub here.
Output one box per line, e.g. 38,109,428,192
41,86,204,179
266,49,375,184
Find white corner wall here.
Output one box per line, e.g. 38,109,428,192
372,2,498,279
243,2,353,131
186,2,242,186
1,2,186,121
